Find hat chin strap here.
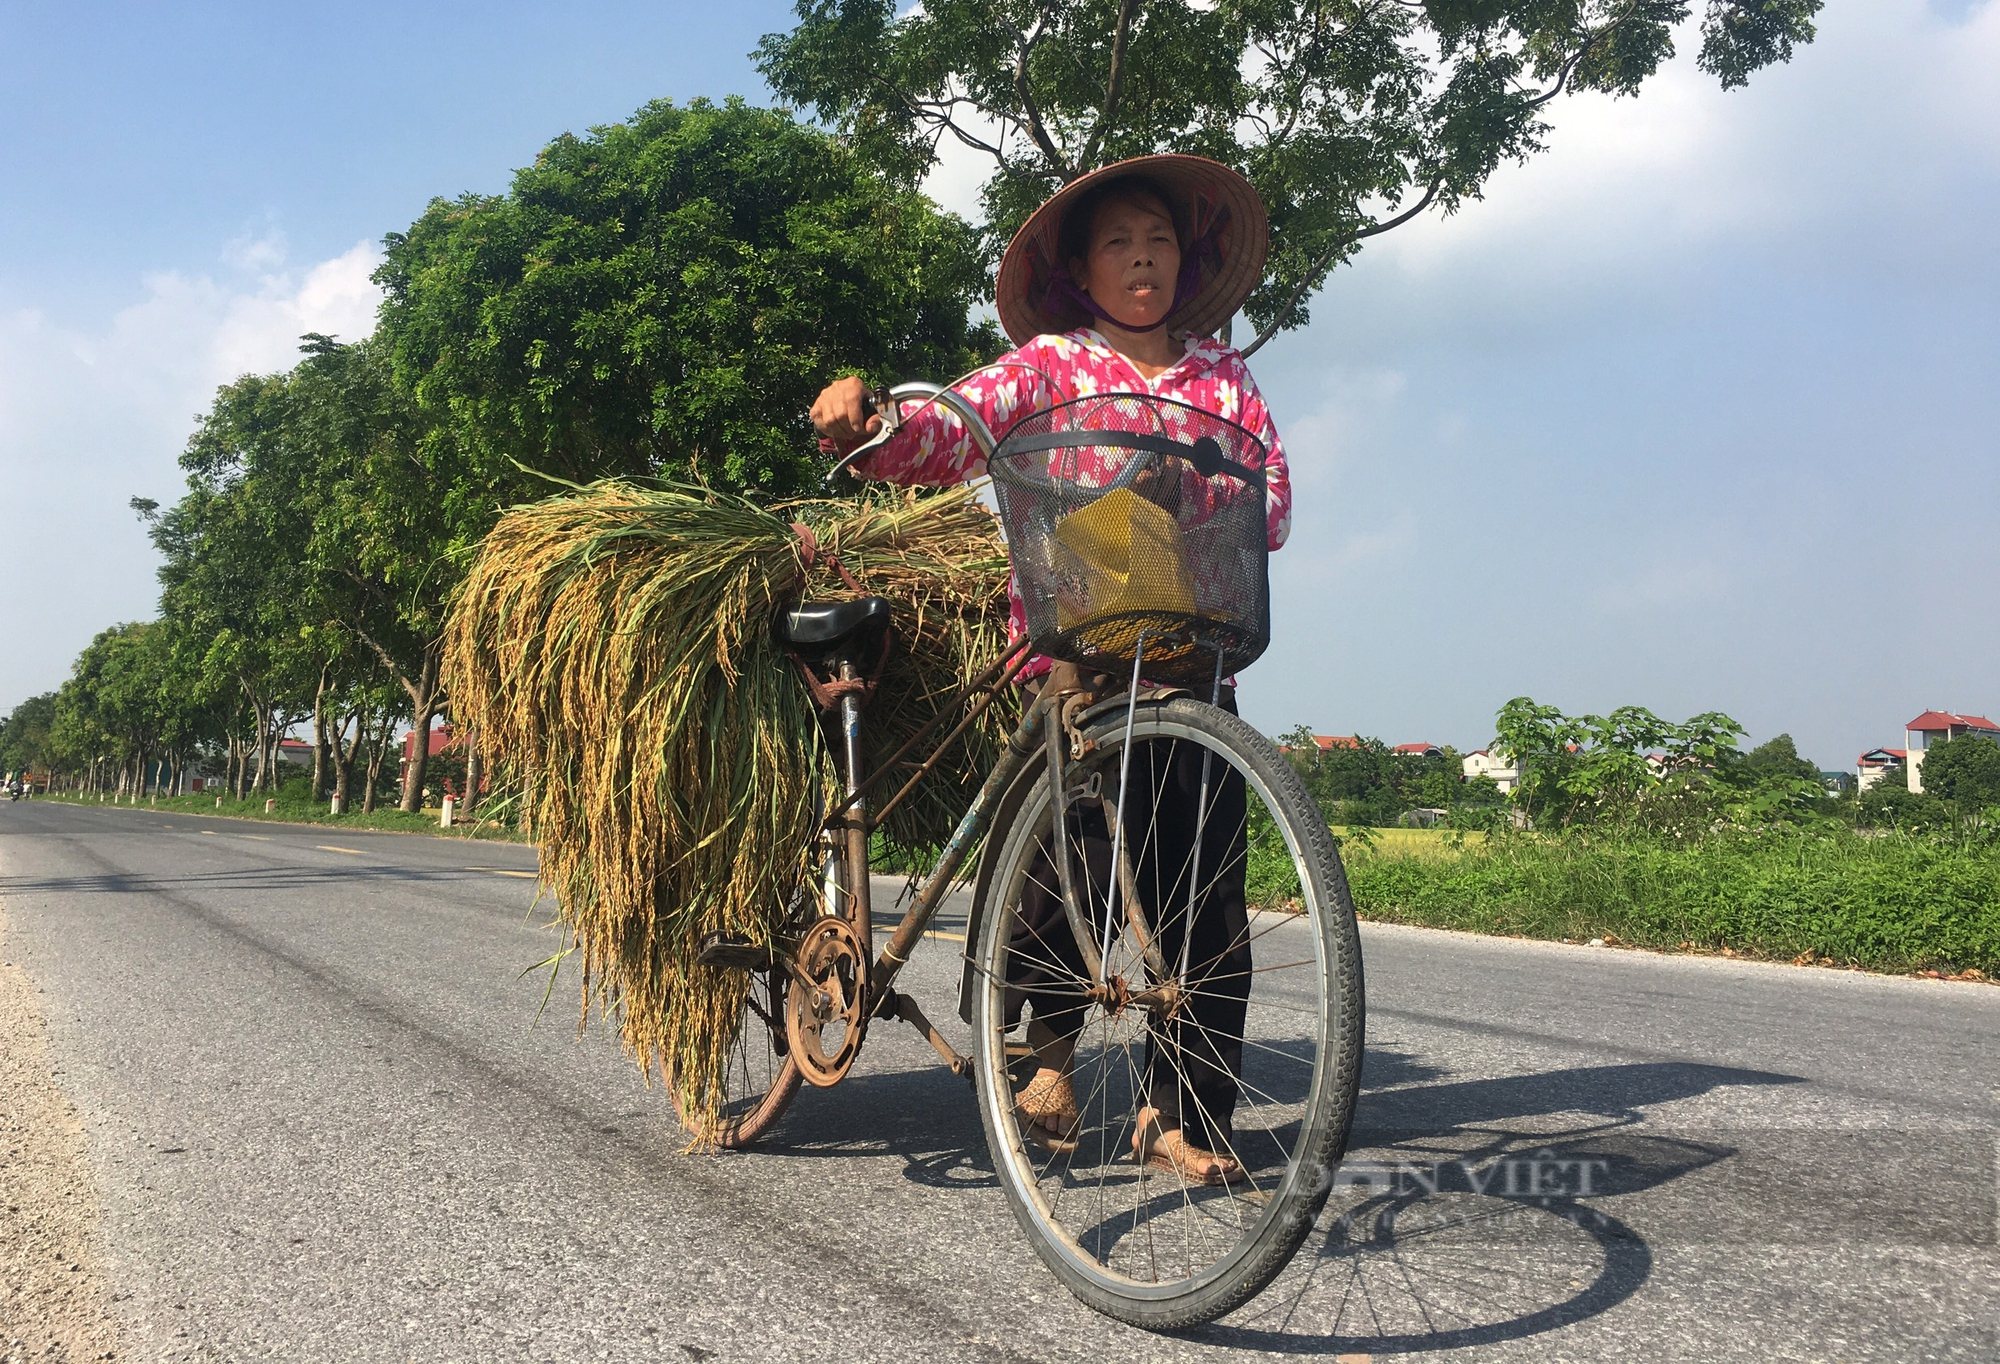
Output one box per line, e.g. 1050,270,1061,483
1043,224,1223,336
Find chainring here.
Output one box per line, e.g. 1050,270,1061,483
785,917,869,1088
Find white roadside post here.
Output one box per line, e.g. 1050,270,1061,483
264,798,276,814
440,795,455,828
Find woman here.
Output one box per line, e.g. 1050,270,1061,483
811,155,1292,1184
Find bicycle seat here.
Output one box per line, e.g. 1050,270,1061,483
776,596,893,658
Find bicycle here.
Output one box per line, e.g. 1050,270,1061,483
673,380,1365,1330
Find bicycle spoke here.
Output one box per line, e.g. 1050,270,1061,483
972,700,1360,1324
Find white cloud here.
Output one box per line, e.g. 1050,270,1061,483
1363,0,2000,285
65,239,383,429
0,238,385,709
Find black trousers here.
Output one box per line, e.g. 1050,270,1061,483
1004,689,1251,1152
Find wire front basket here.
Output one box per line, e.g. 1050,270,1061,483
988,394,1271,685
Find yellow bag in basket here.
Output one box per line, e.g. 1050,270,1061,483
1053,486,1197,631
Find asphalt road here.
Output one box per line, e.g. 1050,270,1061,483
2,797,1995,1362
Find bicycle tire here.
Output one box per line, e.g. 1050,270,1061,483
669,840,849,1148
668,966,804,1148
969,696,1364,1330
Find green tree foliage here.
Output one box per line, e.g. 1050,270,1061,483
25,99,1000,811
155,368,340,796
1493,696,1746,832
45,623,208,796
757,0,1824,353
1720,731,1829,824
157,336,451,810
1856,778,1950,835
0,692,57,775
1736,732,1819,784
376,97,1000,499
1278,727,1492,826
1920,733,2000,809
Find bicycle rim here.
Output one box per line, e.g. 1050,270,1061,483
971,698,1363,1328
670,964,802,1148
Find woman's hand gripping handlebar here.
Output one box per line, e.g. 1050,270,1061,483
814,377,1000,488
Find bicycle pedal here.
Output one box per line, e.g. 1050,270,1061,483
695,932,775,971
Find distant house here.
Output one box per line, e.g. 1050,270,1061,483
1392,742,1443,758
1856,748,1906,792
275,738,315,767
1819,771,1855,796
1461,748,1520,794
1904,711,2000,793
1309,735,1362,752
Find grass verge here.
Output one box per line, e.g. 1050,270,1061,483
1329,830,1999,977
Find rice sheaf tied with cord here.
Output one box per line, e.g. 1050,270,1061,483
442,481,1018,1136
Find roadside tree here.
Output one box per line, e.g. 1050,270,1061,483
376,97,1000,500
0,692,57,778
1919,732,2000,815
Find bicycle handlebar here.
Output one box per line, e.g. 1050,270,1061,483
824,381,1001,488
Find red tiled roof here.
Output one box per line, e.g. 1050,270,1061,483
1392,742,1441,755
1907,711,1999,732
1857,748,1906,764
1313,735,1361,751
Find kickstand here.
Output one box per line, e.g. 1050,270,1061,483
885,990,972,1080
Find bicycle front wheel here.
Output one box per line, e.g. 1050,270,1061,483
969,696,1363,1329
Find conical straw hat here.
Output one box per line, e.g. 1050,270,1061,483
994,154,1269,348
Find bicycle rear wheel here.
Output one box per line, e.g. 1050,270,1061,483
670,839,846,1147
669,963,802,1148
969,696,1363,1329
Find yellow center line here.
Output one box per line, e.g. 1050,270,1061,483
200,830,219,835
467,867,539,879
242,835,272,841
316,845,366,855
925,930,967,943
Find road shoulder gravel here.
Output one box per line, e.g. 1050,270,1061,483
0,897,118,1362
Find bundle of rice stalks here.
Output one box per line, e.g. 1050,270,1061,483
443,480,1017,1133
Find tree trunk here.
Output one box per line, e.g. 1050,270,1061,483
334,710,362,805
310,666,331,800
247,694,272,795
462,725,481,816
362,708,393,814
398,647,443,813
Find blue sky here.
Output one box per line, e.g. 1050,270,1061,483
2,0,1994,771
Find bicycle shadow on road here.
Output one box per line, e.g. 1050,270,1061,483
757,1063,1000,1190
1192,1053,1805,1355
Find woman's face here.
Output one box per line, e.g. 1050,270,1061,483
1073,193,1181,331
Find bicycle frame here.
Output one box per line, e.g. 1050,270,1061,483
804,638,1046,1075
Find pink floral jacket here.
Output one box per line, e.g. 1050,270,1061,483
845,328,1293,674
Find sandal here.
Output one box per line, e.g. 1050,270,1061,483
1133,1108,1242,1186
1014,1068,1080,1153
